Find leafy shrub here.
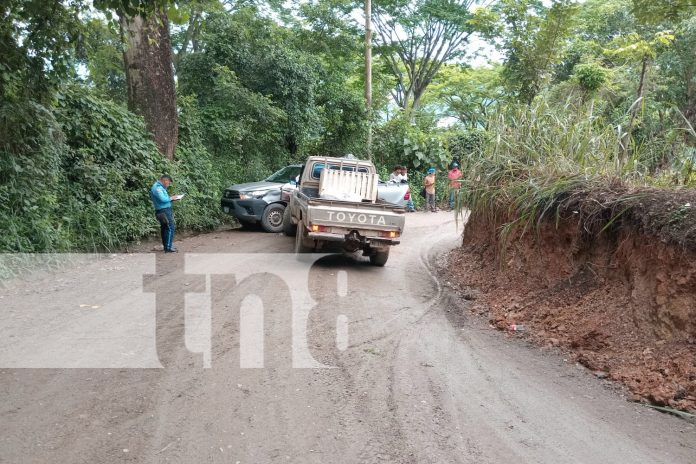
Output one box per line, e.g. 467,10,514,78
54,87,165,249
372,116,451,171
179,59,289,173
0,87,228,253
446,129,486,162
573,62,610,93
0,100,70,251
170,96,226,231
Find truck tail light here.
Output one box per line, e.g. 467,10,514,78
404,189,411,201
380,230,399,238
310,224,329,232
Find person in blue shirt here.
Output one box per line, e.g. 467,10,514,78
150,175,181,253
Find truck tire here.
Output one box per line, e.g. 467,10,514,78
261,203,286,233
369,248,389,266
295,223,312,254
282,206,296,236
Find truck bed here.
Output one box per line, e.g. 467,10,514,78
299,189,405,212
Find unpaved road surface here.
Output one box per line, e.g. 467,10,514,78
2,212,695,463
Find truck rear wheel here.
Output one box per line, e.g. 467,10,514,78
282,207,296,236
295,223,312,254
369,248,389,266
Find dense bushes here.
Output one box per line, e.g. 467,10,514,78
0,88,225,253
0,100,68,251
54,89,165,250
171,96,226,231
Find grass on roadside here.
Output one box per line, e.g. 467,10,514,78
457,101,696,251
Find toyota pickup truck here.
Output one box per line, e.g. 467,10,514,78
283,156,406,266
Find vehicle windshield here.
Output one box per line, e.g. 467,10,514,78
265,166,302,183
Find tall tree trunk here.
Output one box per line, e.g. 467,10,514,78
408,87,425,124
120,8,178,160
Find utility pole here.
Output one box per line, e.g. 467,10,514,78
365,0,373,161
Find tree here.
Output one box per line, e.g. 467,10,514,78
291,0,374,155
498,0,579,104
551,0,636,84
500,0,577,104
119,7,178,159
631,0,694,24
371,0,494,115
293,0,363,74
79,17,127,103
602,30,674,164
94,0,178,159
178,58,288,170
604,30,674,162
657,17,696,127
423,64,505,128
0,0,83,104
171,0,229,70
631,0,696,129
185,9,324,155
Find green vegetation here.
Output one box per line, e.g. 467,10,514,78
0,88,223,252
455,0,696,251
2,0,696,253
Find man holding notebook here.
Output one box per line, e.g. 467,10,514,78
149,174,183,253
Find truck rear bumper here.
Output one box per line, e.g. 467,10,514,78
307,231,400,246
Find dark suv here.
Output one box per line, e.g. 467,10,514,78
221,165,302,232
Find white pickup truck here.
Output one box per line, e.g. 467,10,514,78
283,156,406,266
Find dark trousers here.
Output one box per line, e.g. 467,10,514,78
449,188,460,208
426,192,436,211
155,207,175,250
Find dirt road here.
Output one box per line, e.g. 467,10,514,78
2,212,695,463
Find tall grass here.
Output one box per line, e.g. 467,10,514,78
457,100,691,247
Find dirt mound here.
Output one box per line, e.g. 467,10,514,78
445,209,696,413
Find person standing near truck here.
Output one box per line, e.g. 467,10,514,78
389,165,403,183
150,174,182,253
423,167,437,212
400,166,416,212
447,162,462,209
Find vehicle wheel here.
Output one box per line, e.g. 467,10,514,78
261,203,286,233
282,206,296,236
295,223,312,254
369,248,390,266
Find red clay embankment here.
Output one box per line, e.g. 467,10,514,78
446,188,696,411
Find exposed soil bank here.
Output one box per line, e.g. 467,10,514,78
446,204,696,412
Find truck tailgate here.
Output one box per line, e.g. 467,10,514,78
307,203,405,231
